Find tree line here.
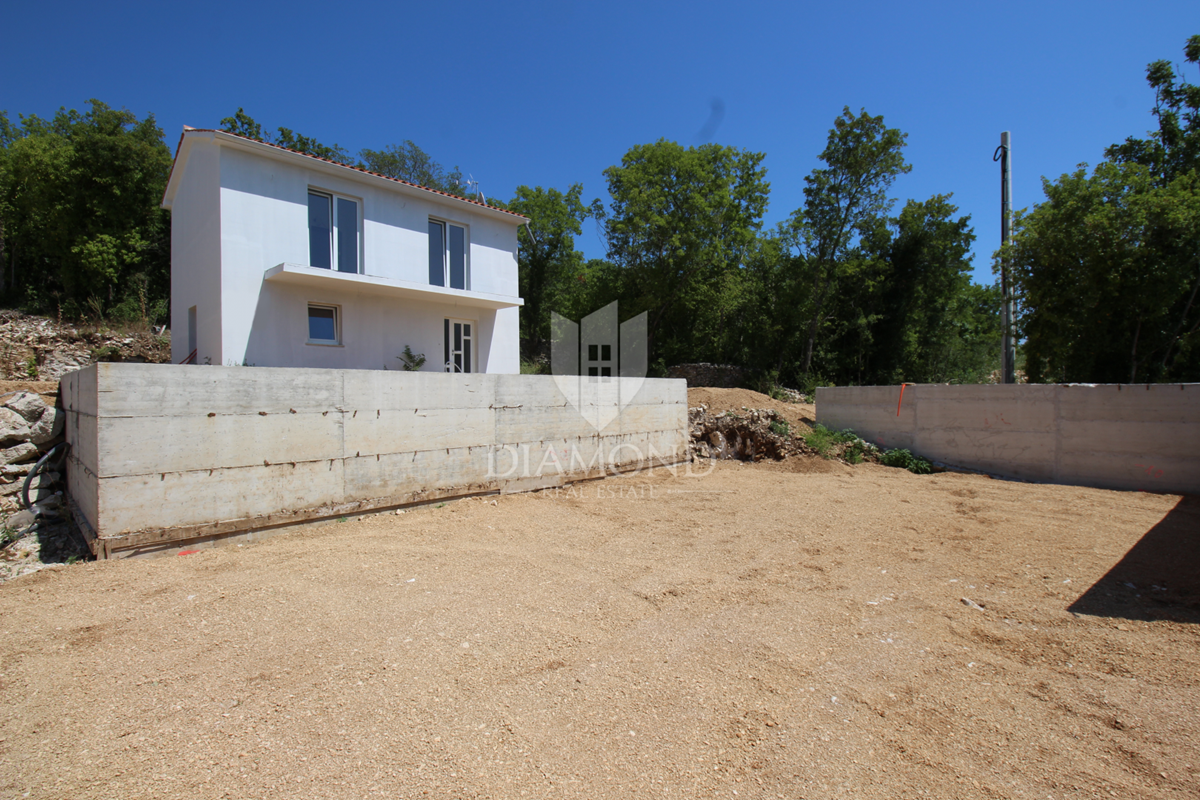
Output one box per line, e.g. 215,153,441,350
0,35,1195,386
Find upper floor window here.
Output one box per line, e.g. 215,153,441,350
428,219,467,290
309,190,360,273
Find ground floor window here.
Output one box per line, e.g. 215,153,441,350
444,318,473,372
308,303,340,345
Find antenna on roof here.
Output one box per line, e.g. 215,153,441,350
463,174,487,205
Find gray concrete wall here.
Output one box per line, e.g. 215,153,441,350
62,364,688,557
816,383,1200,495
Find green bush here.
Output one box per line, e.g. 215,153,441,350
879,448,932,475
768,419,790,437
803,424,858,458
519,358,548,375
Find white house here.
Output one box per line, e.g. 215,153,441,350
161,128,526,373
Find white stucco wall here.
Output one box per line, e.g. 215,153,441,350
168,139,222,365
165,130,523,372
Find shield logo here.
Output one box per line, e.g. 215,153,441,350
551,302,648,432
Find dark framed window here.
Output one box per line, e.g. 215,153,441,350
428,219,468,289
307,303,340,345
309,190,360,273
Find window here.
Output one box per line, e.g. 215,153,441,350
586,342,613,381
308,190,359,273
308,303,340,345
428,219,467,290
444,319,473,373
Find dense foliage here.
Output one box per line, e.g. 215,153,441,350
1001,35,1200,383
0,100,171,322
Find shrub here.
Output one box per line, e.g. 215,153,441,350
769,419,790,437
397,345,427,371
520,358,548,375
879,448,932,475
803,424,858,458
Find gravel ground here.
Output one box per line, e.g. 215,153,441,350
1,449,1197,799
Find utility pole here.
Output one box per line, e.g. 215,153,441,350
994,131,1016,384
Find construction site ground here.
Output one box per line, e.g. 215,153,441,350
0,388,1197,799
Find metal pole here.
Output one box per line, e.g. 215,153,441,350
998,131,1015,384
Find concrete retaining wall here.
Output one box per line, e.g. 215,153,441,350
62,364,688,557
816,383,1199,495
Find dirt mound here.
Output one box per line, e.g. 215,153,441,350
687,386,815,429
687,386,836,467
0,381,59,400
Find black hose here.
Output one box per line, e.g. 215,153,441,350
21,442,68,511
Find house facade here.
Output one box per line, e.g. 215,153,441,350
162,128,525,373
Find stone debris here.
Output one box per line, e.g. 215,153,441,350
0,309,170,381
688,404,803,462
0,388,83,582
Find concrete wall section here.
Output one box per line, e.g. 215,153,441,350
816,383,1200,494
63,364,688,557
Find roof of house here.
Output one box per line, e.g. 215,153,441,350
162,127,529,222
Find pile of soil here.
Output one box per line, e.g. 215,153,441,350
0,462,1196,798
687,386,816,430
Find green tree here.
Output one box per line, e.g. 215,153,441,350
360,141,465,195
504,184,593,352
869,194,997,383
0,100,171,318
601,139,769,364
220,108,351,162
780,107,911,378
1106,35,1200,184
1005,36,1200,384
222,110,473,197
1005,162,1200,383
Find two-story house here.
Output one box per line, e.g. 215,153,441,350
161,128,526,373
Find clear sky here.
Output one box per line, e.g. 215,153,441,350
3,1,1195,284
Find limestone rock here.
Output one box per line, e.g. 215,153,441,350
5,508,36,529
4,391,47,423
2,442,39,464
29,407,63,445
0,407,31,446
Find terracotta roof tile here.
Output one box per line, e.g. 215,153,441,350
168,128,528,220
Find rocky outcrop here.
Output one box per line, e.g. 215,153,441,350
0,310,171,381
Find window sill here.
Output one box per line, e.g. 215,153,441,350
306,341,344,347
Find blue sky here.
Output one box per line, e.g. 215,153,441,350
3,1,1195,283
